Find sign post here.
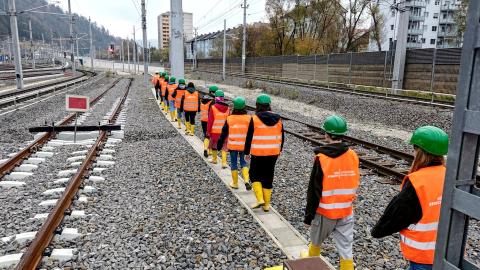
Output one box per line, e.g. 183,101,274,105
66,95,90,143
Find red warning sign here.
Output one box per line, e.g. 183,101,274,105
66,95,89,112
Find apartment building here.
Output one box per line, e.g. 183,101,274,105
157,12,193,49
369,0,463,51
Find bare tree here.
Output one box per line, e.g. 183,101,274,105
368,0,385,51
340,0,371,52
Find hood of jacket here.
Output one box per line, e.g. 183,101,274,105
313,142,349,158
255,111,281,126
186,87,196,94
201,95,213,104
213,101,229,113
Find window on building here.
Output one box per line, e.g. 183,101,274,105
432,26,437,31
426,0,430,3
435,0,440,4
433,13,439,19
424,12,429,17
391,25,394,30
443,13,448,19
430,39,436,44
421,38,426,43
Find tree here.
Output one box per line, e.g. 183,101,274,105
368,0,385,51
339,0,372,52
454,0,469,46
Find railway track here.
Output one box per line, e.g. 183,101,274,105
196,70,455,109
0,70,96,111
0,77,121,179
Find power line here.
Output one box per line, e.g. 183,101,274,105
197,0,243,32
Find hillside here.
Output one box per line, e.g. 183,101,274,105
0,0,118,55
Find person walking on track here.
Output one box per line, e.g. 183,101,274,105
301,115,359,270
244,94,284,212
200,86,217,157
217,96,252,191
172,79,187,129
166,76,178,122
180,82,200,136
371,126,449,270
207,90,230,167
160,74,169,113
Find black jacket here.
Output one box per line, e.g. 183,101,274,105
180,87,200,112
370,162,442,238
243,111,284,155
304,143,349,225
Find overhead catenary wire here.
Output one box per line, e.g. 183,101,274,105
196,0,243,33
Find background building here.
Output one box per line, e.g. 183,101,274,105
369,0,463,51
157,12,193,49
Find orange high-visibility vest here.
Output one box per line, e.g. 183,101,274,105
250,115,282,156
184,91,199,112
161,81,168,96
399,165,446,265
226,114,251,151
174,89,186,109
316,149,360,219
211,106,229,134
167,84,177,101
200,100,212,122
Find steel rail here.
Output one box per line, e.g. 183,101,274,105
0,77,122,179
15,77,132,270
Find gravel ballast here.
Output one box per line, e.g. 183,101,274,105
42,77,287,269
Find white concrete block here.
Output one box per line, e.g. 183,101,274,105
78,196,89,203
69,161,82,167
7,152,17,157
57,169,77,177
4,172,33,180
33,213,49,219
102,148,115,154
1,236,14,243
42,146,55,151
0,181,26,188
106,138,121,144
39,199,58,206
97,154,113,161
87,176,105,182
53,178,70,184
14,164,38,172
66,156,85,162
24,157,45,165
96,160,115,167
0,253,23,268
104,143,116,148
59,228,80,241
71,150,88,155
111,130,124,139
34,151,54,158
12,231,37,244
81,186,96,193
70,210,85,217
42,187,65,195
0,158,8,165
50,249,74,262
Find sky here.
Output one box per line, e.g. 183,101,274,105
56,0,268,47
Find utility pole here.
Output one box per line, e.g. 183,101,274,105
8,0,23,89
192,27,197,70
127,36,130,72
391,3,409,91
170,0,184,78
141,0,148,84
121,40,124,72
133,26,136,74
89,17,94,71
50,29,54,67
75,34,79,58
68,0,75,73
241,0,248,74
148,42,151,65
222,19,226,81
29,19,35,69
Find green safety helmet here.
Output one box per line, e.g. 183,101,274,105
178,79,186,84
323,115,347,136
256,94,271,105
410,126,449,156
215,90,224,97
209,85,219,93
169,76,176,83
162,72,167,76
233,96,246,110
164,75,169,81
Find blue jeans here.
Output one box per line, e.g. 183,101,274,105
230,150,247,170
176,108,183,120
169,100,175,112
408,262,432,270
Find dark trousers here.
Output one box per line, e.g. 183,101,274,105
249,155,279,189
184,111,197,125
201,121,208,138
155,86,160,99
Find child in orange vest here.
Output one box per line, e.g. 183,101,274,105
180,82,200,136
207,90,229,167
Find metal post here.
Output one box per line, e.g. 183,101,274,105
127,37,130,72
141,0,148,84
89,17,94,71
74,112,78,143
121,40,124,72
313,55,317,81
133,27,136,74
192,27,197,71
75,34,79,58
68,0,75,73
326,54,330,89
391,3,409,91
170,0,184,78
348,52,353,89
241,0,248,74
29,19,35,69
222,19,226,81
295,55,299,79
382,51,388,88
8,0,23,89
429,48,437,104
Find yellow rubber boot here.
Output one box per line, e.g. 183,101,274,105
203,138,210,157
264,266,283,270
300,243,321,258
241,167,251,190
340,258,354,270
210,150,218,164
185,122,191,134
169,111,175,121
221,151,228,168
174,110,178,121
262,188,272,212
190,125,195,136
251,182,265,209
230,170,239,189
177,115,182,129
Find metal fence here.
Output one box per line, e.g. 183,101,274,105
189,47,462,95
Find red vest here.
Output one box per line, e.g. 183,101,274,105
211,106,229,134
